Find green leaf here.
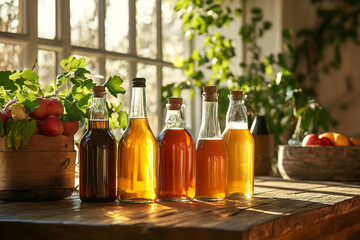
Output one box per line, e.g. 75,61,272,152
5,119,36,150
0,118,4,136
282,29,292,41
21,68,39,81
22,99,39,113
118,110,128,130
104,75,126,98
235,8,242,17
0,71,17,91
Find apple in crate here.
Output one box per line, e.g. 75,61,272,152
5,100,26,121
29,97,49,120
47,98,64,117
302,134,323,146
40,115,64,136
0,111,8,126
62,120,79,137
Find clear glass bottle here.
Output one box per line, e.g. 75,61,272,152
79,86,117,202
195,86,227,201
222,91,255,198
156,97,196,202
118,78,157,203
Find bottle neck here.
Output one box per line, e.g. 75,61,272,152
130,87,147,118
225,99,248,129
198,101,221,139
89,92,109,129
165,109,185,129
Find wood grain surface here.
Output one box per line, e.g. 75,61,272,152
0,177,359,240
0,135,76,201
278,145,360,181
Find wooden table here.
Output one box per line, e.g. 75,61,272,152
1,177,359,240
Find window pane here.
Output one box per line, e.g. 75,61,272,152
0,43,20,70
106,59,130,111
38,50,56,85
0,0,21,33
105,0,128,53
70,0,98,48
162,66,184,85
137,63,158,134
38,0,55,39
162,0,185,62
136,0,156,58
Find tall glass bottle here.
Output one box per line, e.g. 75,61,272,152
118,78,157,203
222,91,255,198
195,86,227,201
156,97,196,202
79,86,117,202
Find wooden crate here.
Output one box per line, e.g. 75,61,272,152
0,135,76,201
278,145,360,181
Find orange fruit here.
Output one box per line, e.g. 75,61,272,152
350,138,360,146
319,132,335,143
333,133,350,146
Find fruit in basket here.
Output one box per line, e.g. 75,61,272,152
333,133,350,146
0,111,8,126
40,115,64,136
9,103,27,121
62,120,79,137
29,97,49,120
319,136,334,146
350,138,360,146
4,99,16,119
46,98,64,117
302,134,323,146
319,132,335,143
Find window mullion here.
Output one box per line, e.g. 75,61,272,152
128,0,136,79
24,0,38,70
156,0,163,133
98,0,106,81
56,0,71,74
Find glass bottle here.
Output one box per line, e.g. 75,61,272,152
195,86,227,201
79,86,117,202
222,91,255,198
118,78,157,203
156,97,196,202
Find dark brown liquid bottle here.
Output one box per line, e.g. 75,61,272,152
79,86,116,202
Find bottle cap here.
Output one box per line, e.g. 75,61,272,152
202,86,218,102
230,90,243,101
92,86,105,97
167,97,183,110
132,77,146,87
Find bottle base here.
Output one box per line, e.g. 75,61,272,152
80,196,116,202
227,193,252,199
195,196,224,202
157,197,192,203
119,198,154,204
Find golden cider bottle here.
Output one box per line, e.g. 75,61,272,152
117,78,157,203
222,91,255,198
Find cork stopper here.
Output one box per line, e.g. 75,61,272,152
132,77,146,87
92,86,105,98
230,90,243,101
202,86,218,102
167,97,183,110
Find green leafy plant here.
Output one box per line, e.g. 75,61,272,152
163,0,334,146
0,56,128,149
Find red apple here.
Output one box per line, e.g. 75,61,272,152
319,136,334,146
62,120,79,137
47,98,64,117
302,134,323,146
0,111,8,126
40,115,64,136
29,97,49,120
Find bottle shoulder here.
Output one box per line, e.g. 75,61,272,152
80,129,116,146
157,128,195,146
222,128,254,143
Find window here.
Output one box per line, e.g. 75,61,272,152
0,0,187,135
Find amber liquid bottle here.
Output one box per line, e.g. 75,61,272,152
222,91,255,198
79,86,117,202
118,78,157,203
195,86,227,201
157,98,196,202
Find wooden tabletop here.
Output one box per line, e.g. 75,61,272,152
1,177,359,240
